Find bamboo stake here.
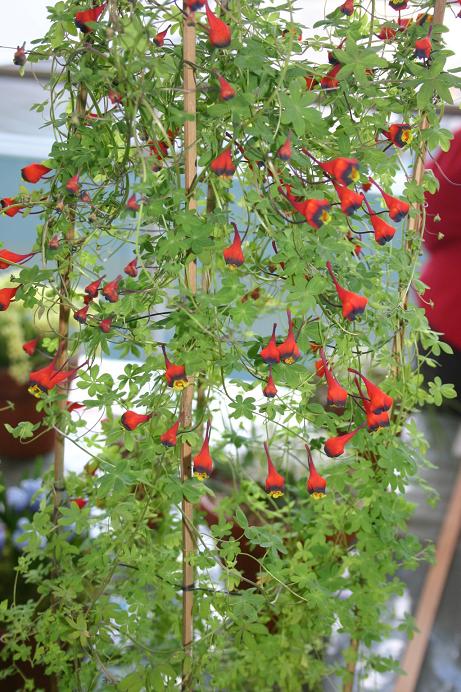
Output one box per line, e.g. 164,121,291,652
181,5,197,690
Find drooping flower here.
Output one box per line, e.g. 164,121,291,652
13,43,26,66
368,209,396,245
216,73,235,101
369,178,410,222
22,338,38,356
321,63,342,89
0,250,36,270
102,276,122,303
124,259,138,277
193,420,214,480
223,223,244,269
415,35,432,60
185,0,206,9
71,498,87,509
333,183,364,216
21,163,52,184
305,445,326,498
324,424,365,458
99,317,113,333
339,0,354,15
75,3,107,33
0,286,20,311
263,442,285,498
277,309,301,364
108,90,122,105
319,157,360,187
320,348,348,409
67,401,85,413
354,376,390,432
161,345,188,390
377,25,397,41
205,1,232,48
66,175,80,195
382,123,413,148
126,195,140,212
305,74,318,90
28,352,82,398
262,366,277,398
85,276,105,298
277,135,292,162
348,368,393,414
260,323,280,364
121,411,152,431
389,0,408,10
160,419,180,447
211,148,235,177
154,25,171,47
326,261,368,321
74,305,89,324
1,198,24,217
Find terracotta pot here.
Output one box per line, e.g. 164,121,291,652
0,370,55,461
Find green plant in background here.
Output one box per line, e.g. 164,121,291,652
0,0,459,690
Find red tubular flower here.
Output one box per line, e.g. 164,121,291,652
377,25,397,41
340,0,354,15
324,424,364,458
303,199,331,229
160,419,180,447
74,305,89,324
278,309,301,365
28,352,82,398
383,123,412,148
389,0,408,9
66,401,85,412
22,338,38,356
321,64,341,89
161,345,188,390
315,359,325,377
126,195,140,212
263,442,285,498
154,25,171,47
326,261,368,321
320,157,360,187
99,318,113,333
185,0,206,9
0,250,36,270
72,498,87,509
223,223,244,269
415,35,432,60
369,180,410,222
363,197,395,245
85,276,105,298
305,445,326,498
193,420,214,480
121,410,152,431
398,18,412,30
108,90,122,105
216,74,235,100
260,323,280,364
124,259,138,277
354,377,390,432
305,74,318,90
1,198,24,217
320,348,348,409
211,148,235,177
21,163,52,184
0,286,20,311
75,3,106,33
13,43,26,66
333,183,364,216
348,368,393,415
102,276,122,303
205,1,232,48
277,135,292,161
263,366,277,398
83,294,92,306
66,175,80,195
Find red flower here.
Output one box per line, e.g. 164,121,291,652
315,358,325,377
305,74,318,90
85,276,105,298
154,25,171,47
193,420,214,480
66,175,80,195
260,323,281,364
333,183,364,216
160,419,180,447
278,309,301,365
263,366,277,398
13,43,26,66
80,191,91,204
277,135,292,162
348,368,393,415
216,74,235,100
1,198,24,217
223,223,244,269
0,286,20,311
339,0,354,15
326,261,368,321
121,410,152,431
264,442,285,498
99,318,113,333
108,90,122,105
383,123,412,148
22,338,38,356
321,64,341,89
66,401,85,412
161,345,188,390
369,179,410,222
102,276,122,303
185,0,206,9
369,212,396,246
124,259,138,277
205,1,232,48
320,157,360,187
48,235,60,249
74,305,89,324
305,445,326,498
378,25,397,41
300,198,331,229
353,376,390,432
28,352,82,398
415,35,432,60
211,148,235,177
21,163,52,184
75,3,107,33
0,250,36,270
126,195,140,212
389,0,408,9
83,294,93,306
320,348,348,409
324,424,364,458
71,498,87,509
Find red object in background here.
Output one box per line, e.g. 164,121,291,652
419,129,461,350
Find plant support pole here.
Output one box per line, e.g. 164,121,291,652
181,5,197,689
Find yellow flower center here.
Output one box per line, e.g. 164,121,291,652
28,384,44,398
283,356,295,365
350,168,360,182
194,471,209,481
402,130,413,144
226,264,238,271
321,210,331,224
173,379,188,391
269,490,283,498
312,492,326,500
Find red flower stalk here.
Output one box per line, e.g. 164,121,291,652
333,183,364,216
263,366,277,398
305,445,326,498
321,64,341,89
1,198,23,217
369,179,410,222
263,442,285,498
354,377,390,432
66,175,80,195
28,352,83,398
74,305,89,324
75,3,106,33
193,420,214,480
205,1,232,48
0,250,36,270
278,309,301,365
85,276,105,298
99,318,113,333
126,195,140,212
102,275,122,303
72,498,87,509
324,424,365,458
21,163,52,184
223,223,244,269
13,42,26,66
260,323,280,364
124,258,138,277
160,419,180,447
319,157,360,187
22,338,38,356
161,345,188,390
211,148,235,177
0,286,20,311
415,35,432,60
216,73,235,100
389,0,408,10
326,261,368,321
377,25,397,41
382,123,413,148
320,348,348,409
315,358,326,377
348,368,393,414
154,25,171,47
277,135,292,161
339,0,354,15
121,411,152,431
363,197,395,245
